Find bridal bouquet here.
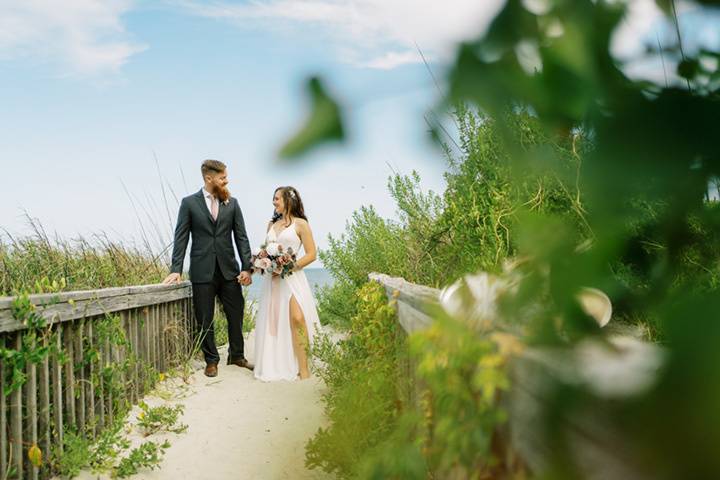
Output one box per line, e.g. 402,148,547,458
251,242,297,278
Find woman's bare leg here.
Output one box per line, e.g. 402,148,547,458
289,295,310,379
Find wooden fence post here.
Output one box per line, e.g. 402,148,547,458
0,282,193,479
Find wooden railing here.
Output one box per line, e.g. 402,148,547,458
0,282,194,480
369,272,663,478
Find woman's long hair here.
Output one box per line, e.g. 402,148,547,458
271,186,307,224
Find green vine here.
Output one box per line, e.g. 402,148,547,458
78,313,136,421
1,277,193,478
1,292,64,396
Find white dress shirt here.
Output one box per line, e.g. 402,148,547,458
202,187,216,215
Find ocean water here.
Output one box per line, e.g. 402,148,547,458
244,268,335,302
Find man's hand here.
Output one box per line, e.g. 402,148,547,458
162,272,182,285
238,271,252,286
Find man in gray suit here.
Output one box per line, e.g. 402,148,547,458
163,159,253,377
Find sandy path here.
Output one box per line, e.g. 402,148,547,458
71,331,334,480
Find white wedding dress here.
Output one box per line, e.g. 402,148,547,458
253,222,322,381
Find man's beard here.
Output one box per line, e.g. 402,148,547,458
211,183,231,202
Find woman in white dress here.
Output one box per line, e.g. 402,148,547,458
253,186,322,381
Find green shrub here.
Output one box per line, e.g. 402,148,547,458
136,401,188,436
315,279,358,329
321,205,410,286
319,109,582,301
307,109,588,477
113,441,171,478
306,281,405,478
358,317,513,479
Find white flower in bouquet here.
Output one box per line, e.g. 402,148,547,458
265,242,281,257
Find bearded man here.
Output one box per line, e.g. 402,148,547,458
163,159,254,377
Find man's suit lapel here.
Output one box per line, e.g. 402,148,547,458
194,189,216,227
216,198,230,226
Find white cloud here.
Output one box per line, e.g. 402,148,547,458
182,0,717,79
178,0,506,69
0,0,146,75
360,50,424,70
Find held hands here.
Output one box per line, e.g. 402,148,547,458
237,271,252,286
162,272,182,285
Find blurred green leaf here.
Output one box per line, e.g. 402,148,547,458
278,76,344,160
450,0,626,131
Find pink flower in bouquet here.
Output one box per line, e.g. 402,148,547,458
254,257,272,271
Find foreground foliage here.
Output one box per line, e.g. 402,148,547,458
307,282,404,478
308,0,720,477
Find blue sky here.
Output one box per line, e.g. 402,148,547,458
1,0,717,264
1,0,498,259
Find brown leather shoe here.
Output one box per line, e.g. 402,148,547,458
204,363,218,377
227,357,254,371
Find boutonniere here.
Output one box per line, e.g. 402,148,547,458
222,198,230,206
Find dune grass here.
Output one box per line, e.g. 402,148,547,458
0,216,168,296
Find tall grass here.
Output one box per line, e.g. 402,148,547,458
1,213,256,353
1,161,185,296
0,217,167,296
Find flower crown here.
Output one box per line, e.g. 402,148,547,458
288,189,297,200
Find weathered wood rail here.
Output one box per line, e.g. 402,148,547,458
0,282,194,480
369,272,663,479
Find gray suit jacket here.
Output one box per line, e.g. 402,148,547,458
170,189,252,283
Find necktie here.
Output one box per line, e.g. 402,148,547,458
211,196,218,221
